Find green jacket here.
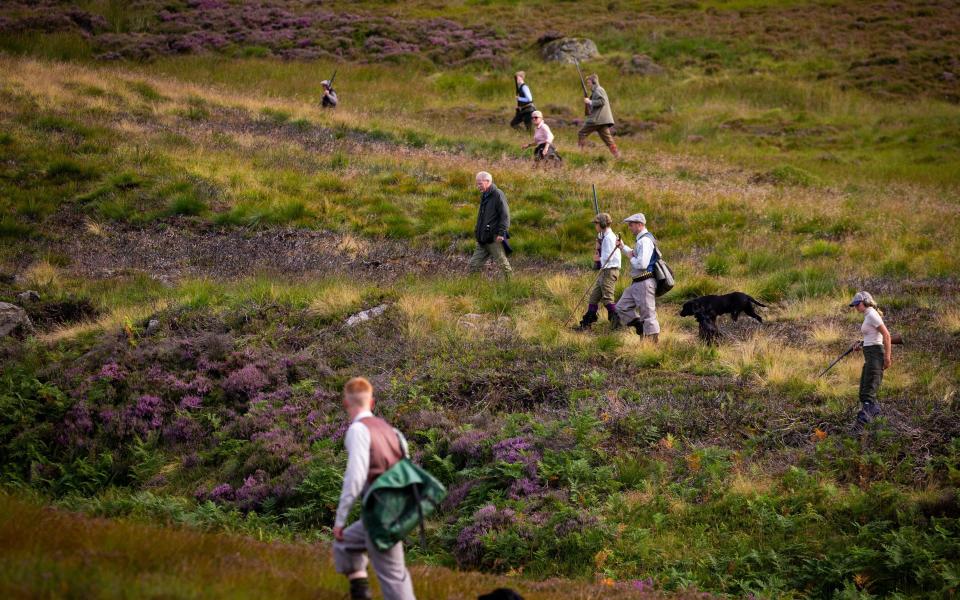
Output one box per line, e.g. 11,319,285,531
586,84,615,126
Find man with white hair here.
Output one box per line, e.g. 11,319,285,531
332,377,415,600
321,79,338,108
469,171,512,277
615,213,660,342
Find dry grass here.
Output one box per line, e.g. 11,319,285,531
0,492,672,600
937,307,960,335
306,283,363,320
40,300,170,345
23,259,60,288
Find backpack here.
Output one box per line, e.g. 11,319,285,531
361,442,447,552
642,232,675,297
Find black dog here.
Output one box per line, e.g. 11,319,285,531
479,589,524,600
680,292,767,344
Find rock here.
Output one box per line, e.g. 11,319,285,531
536,31,564,47
345,304,389,327
0,302,34,338
146,318,161,335
686,134,705,143
541,38,599,64
16,290,41,304
624,54,665,76
457,313,512,334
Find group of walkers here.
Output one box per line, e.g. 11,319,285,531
318,70,896,600
511,71,620,162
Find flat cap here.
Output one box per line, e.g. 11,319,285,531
849,291,875,306
623,213,646,224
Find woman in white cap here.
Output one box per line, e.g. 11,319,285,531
850,291,892,427
520,111,560,166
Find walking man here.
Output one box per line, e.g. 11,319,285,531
469,171,512,277
332,377,416,600
576,212,620,330
577,74,620,158
510,71,536,131
615,213,660,341
321,79,338,108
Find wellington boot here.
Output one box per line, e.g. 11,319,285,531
575,311,599,331
349,578,373,600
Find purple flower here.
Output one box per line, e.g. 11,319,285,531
508,477,542,500
455,504,517,568
235,469,271,510
450,429,487,460
163,416,203,446
179,395,202,410
223,364,269,398
492,437,533,464
97,362,125,381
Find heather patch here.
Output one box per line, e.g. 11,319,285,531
0,1,509,67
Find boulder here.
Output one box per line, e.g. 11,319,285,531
622,54,665,76
16,290,41,304
0,302,35,338
541,38,599,64
345,304,389,327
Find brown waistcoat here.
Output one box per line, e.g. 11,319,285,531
359,416,404,485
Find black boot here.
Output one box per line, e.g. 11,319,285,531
349,577,372,600
853,402,881,433
607,309,620,329
623,318,644,335
575,311,599,331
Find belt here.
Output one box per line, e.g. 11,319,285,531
632,272,654,283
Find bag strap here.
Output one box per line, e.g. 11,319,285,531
640,231,665,260
396,430,427,551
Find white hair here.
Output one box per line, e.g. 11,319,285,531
475,171,493,183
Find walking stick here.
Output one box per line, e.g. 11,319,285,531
565,237,621,328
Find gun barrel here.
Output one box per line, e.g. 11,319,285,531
592,184,600,215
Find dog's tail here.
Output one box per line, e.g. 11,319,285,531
750,296,768,307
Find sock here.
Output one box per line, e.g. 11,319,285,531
587,304,598,313
605,303,617,314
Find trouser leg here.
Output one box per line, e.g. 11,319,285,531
486,242,512,276
469,244,491,273
615,282,641,324
599,268,619,305
859,346,884,405
367,538,416,600
639,277,660,335
597,126,619,156
587,276,603,306
333,521,370,576
577,124,598,148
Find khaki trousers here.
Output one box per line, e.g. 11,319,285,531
615,277,660,335
333,520,416,600
577,123,616,148
588,268,620,305
469,242,512,275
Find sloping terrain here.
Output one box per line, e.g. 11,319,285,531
1,1,960,598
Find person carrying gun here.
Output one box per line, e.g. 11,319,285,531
321,71,338,108
575,211,621,330
510,71,536,131
848,291,893,430
577,73,620,158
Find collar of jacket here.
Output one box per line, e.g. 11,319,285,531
481,183,499,199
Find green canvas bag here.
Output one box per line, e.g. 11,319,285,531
361,454,447,552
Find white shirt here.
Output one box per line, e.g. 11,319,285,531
626,230,655,277
598,228,621,269
861,307,885,347
334,410,409,528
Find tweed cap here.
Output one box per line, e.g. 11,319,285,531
623,213,646,224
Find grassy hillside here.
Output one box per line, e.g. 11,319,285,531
1,1,960,598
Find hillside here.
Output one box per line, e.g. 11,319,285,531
1,1,960,598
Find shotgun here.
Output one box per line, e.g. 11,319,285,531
574,58,590,116
592,184,601,268
818,333,903,378
328,68,338,88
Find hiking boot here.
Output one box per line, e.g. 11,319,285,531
623,318,644,335
853,402,881,433
607,310,620,329
575,311,599,331
349,577,372,600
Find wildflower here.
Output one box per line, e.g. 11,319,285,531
812,428,828,441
